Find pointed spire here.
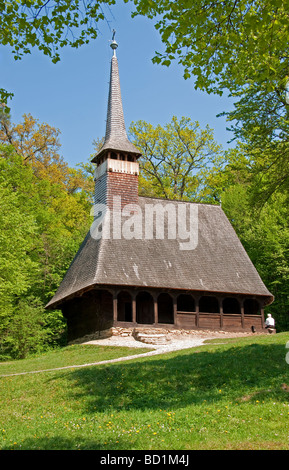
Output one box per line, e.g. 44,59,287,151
92,31,140,162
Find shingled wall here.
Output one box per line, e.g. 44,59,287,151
107,171,139,209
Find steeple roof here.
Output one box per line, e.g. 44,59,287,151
92,34,141,162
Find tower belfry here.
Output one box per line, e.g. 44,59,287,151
91,32,141,208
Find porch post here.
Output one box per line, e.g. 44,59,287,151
113,293,118,323
241,300,245,329
173,296,177,326
132,294,136,324
261,307,265,328
196,297,199,328
220,297,223,328
154,296,158,325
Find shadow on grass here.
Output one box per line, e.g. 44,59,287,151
2,337,289,451
63,339,289,413
1,436,127,451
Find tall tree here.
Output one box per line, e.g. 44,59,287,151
221,183,289,331
0,145,46,358
132,1,289,205
0,112,93,195
0,116,92,358
129,116,222,201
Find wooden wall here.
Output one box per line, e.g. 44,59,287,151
61,286,267,342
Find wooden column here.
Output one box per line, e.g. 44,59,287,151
132,295,136,324
113,293,118,323
220,297,223,329
261,307,265,329
173,297,178,326
154,296,158,325
241,300,245,329
196,297,200,328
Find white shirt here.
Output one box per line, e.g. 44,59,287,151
265,317,275,327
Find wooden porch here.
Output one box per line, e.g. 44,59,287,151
62,287,267,342
112,289,265,332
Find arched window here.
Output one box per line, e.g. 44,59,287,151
199,296,219,313
177,294,195,312
158,293,174,324
223,297,241,314
244,298,260,315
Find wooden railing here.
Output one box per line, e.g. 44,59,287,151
176,311,263,331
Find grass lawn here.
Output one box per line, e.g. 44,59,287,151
0,332,289,450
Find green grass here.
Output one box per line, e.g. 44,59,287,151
0,344,151,376
1,332,289,450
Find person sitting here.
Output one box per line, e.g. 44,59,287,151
265,313,275,329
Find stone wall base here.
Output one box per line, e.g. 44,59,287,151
69,325,267,345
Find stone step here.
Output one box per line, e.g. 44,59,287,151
133,330,171,345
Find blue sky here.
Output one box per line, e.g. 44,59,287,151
0,3,235,168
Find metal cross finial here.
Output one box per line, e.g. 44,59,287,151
110,29,118,56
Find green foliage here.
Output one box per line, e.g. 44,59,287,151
1,1,287,98
131,1,289,205
3,297,48,360
0,117,92,358
220,169,289,331
130,116,222,200
132,0,289,96
0,0,116,63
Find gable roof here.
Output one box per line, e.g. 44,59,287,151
46,197,273,309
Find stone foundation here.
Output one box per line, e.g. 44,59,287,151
70,324,267,345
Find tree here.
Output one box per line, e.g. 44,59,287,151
223,82,289,204
0,1,116,63
132,0,289,95
221,184,289,331
2,1,287,94
0,122,92,358
0,146,45,358
132,1,289,207
129,116,222,201
0,112,93,195
2,1,288,130
0,1,117,110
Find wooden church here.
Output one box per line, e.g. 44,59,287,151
46,36,273,342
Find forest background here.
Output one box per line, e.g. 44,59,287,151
0,0,289,360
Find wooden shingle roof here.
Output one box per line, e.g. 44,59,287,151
46,197,273,309
91,54,140,162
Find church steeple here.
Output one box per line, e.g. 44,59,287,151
92,33,140,209
92,31,140,163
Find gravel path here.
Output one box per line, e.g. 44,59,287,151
0,336,209,377
84,335,208,353
1,331,258,377
83,330,257,353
